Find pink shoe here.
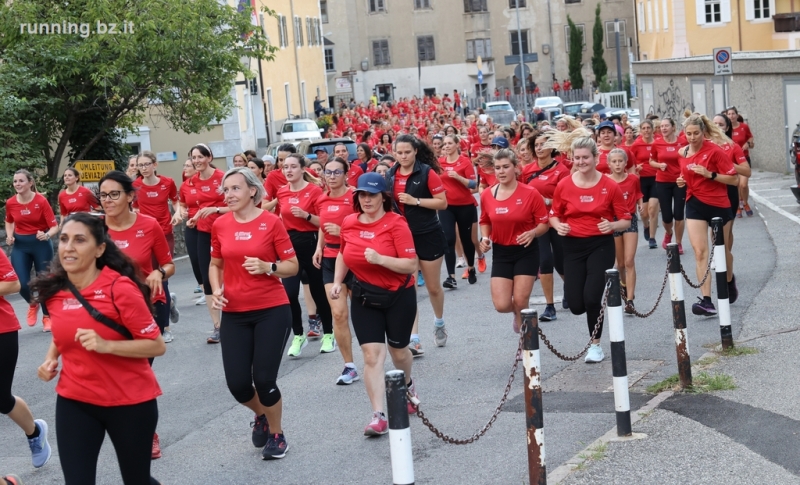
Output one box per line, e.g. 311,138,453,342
364,412,388,436
407,384,419,415
678,243,684,255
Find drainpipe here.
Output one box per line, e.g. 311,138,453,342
289,0,304,117
736,0,743,51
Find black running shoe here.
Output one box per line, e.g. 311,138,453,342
262,433,288,460
539,305,557,321
728,274,739,304
251,414,269,448
467,268,477,285
644,226,650,241
443,276,457,289
691,298,717,316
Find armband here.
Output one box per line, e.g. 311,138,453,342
467,179,477,189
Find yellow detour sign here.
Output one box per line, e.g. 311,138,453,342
73,161,115,182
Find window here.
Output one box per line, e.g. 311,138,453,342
277,15,288,47
294,16,303,46
564,24,586,51
697,0,730,24
306,18,320,45
604,20,627,48
466,38,493,60
663,0,669,30
306,17,312,45
510,30,530,55
565,0,581,5
510,0,526,6
369,0,386,12
373,39,390,65
324,48,335,71
647,0,653,30
321,0,329,23
638,2,645,31
705,0,721,22
475,83,488,98
415,0,431,8
417,36,435,61
464,0,488,12
747,0,770,19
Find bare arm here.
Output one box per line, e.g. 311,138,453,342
0,280,21,296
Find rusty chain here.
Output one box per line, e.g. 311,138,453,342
681,226,718,289
630,254,671,318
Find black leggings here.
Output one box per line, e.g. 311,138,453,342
656,182,687,224
10,233,53,315
220,306,292,407
0,331,18,415
537,227,564,275
283,231,332,336
563,235,616,339
56,396,159,485
439,204,477,275
185,227,212,295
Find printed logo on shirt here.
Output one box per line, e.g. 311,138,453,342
327,205,340,212
147,191,159,198
68,198,77,203
495,207,509,214
142,321,158,334
405,248,417,254
359,230,375,239
539,175,549,180
62,298,83,310
136,230,145,238
666,147,676,152
580,196,594,203
259,223,268,231
516,199,523,205
115,240,130,249
2,270,15,279
623,191,630,200
20,209,31,216
235,231,252,241
190,189,197,195
601,187,608,195
288,197,300,204
283,248,295,255
93,290,106,300
201,186,211,192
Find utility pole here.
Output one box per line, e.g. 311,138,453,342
615,19,623,91
515,1,528,120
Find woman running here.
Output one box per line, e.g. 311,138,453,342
330,172,419,436
100,171,175,459
479,149,549,333
676,114,739,316
312,157,360,385
549,136,631,363
58,168,97,218
4,170,58,331
651,117,685,253
726,107,754,217
210,167,298,460
276,154,334,357
33,212,165,485
126,155,139,180
248,158,267,185
0,250,51,471
606,149,643,314
595,121,634,175
629,120,659,249
356,143,376,173
387,134,448,354
232,153,248,168
172,144,226,343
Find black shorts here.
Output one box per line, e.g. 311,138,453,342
640,176,657,202
413,228,446,261
299,269,309,285
613,213,638,237
685,196,733,224
350,284,416,348
491,243,539,280
321,256,354,286
727,185,740,215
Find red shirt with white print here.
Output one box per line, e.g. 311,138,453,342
316,188,356,258
439,155,477,206
479,183,549,246
609,174,643,214
0,252,20,334
346,164,365,188
4,193,57,235
719,142,749,167
133,176,178,236
58,186,98,217
276,182,323,233
651,137,683,183
179,169,225,233
730,123,753,155
524,161,570,200
678,140,736,208
629,137,657,178
550,174,631,238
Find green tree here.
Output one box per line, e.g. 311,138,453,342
591,4,608,86
567,16,584,90
0,0,276,186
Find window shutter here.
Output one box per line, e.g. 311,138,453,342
476,39,485,58
638,2,645,31
654,0,660,30
695,0,706,25
467,40,475,60
745,0,755,20
721,0,732,22
663,0,669,30
485,38,492,57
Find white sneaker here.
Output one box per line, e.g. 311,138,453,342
194,295,206,306
584,344,605,363
456,257,467,268
162,330,174,343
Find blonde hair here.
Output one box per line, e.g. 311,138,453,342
493,148,518,166
682,113,732,146
542,127,593,155
558,116,583,131
571,137,599,157
608,148,629,164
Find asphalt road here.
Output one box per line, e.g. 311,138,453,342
1,205,772,484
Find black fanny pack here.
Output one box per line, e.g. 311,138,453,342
351,274,411,309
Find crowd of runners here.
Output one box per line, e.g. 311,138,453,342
0,94,754,484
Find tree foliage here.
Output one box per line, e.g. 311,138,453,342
567,16,584,90
591,4,608,85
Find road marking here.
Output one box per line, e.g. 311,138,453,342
750,189,800,226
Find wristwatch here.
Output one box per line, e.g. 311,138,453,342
306,213,312,221
266,262,278,275
710,172,718,180
157,266,167,279
416,198,421,206
216,207,220,214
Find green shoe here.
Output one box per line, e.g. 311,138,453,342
320,333,337,353
287,335,308,357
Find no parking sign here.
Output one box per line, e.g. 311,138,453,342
713,47,733,76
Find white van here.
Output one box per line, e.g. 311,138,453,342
279,119,323,142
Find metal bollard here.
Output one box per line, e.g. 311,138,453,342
667,243,692,389
710,217,734,350
521,309,546,485
605,269,632,436
385,370,415,485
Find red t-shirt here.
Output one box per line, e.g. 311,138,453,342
478,167,497,188
49,267,162,406
479,183,549,246
276,183,323,232
730,123,753,155
4,193,57,235
210,211,295,312
133,176,178,236
719,142,749,167
470,142,493,159
555,153,573,170
264,169,287,201
0,252,20,334
439,156,477,206
596,147,634,174
610,174,643,214
316,188,355,258
392,169,445,215
179,170,225,233
651,137,683,183
677,131,687,146
525,162,570,200
58,186,97,217
678,140,737,208
340,212,417,290
107,214,172,304
629,138,657,178
347,164,365,187
550,175,631,238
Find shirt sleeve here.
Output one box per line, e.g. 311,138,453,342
273,219,296,261
112,277,161,340
529,189,550,224
168,179,178,202
461,159,476,181
427,170,445,195
4,201,12,223
549,183,565,218
391,217,417,259
610,182,632,220
479,190,491,226
150,219,172,267
713,149,737,176
0,252,18,282
42,198,57,227
731,144,748,165
210,221,222,259
59,192,68,217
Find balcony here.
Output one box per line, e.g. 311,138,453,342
773,12,800,32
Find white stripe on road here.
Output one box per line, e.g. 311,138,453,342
750,189,800,226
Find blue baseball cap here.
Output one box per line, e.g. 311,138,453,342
596,120,617,133
491,136,509,149
353,172,387,194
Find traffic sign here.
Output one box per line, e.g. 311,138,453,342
713,47,732,76
477,70,483,84
514,63,530,82
73,160,115,182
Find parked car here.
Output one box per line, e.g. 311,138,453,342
534,96,564,112
563,101,587,117
484,101,517,126
279,118,323,142
577,102,606,120
296,138,358,162
264,140,301,160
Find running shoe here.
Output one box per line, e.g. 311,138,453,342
408,338,425,357
433,323,448,347
26,305,38,327
151,433,161,460
562,283,569,310
456,256,467,268
41,316,51,333
307,318,321,339
643,226,650,241
691,297,718,316
417,270,425,287
162,330,174,343
539,304,557,322
584,344,605,363
678,243,684,255
461,268,469,279
287,335,308,357
320,333,336,353
336,366,360,385
207,327,220,344
251,414,270,448
407,383,419,415
728,274,739,304
624,300,635,315
28,419,51,468
364,412,388,437
477,256,487,273
194,285,202,293
648,238,658,249
169,292,180,323
736,207,743,218
194,294,206,305
2,475,23,485
262,433,288,460
467,268,477,284
662,232,672,250
744,203,753,216
443,276,457,289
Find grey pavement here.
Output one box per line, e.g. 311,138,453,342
0,171,794,484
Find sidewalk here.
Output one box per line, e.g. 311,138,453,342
557,171,800,485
